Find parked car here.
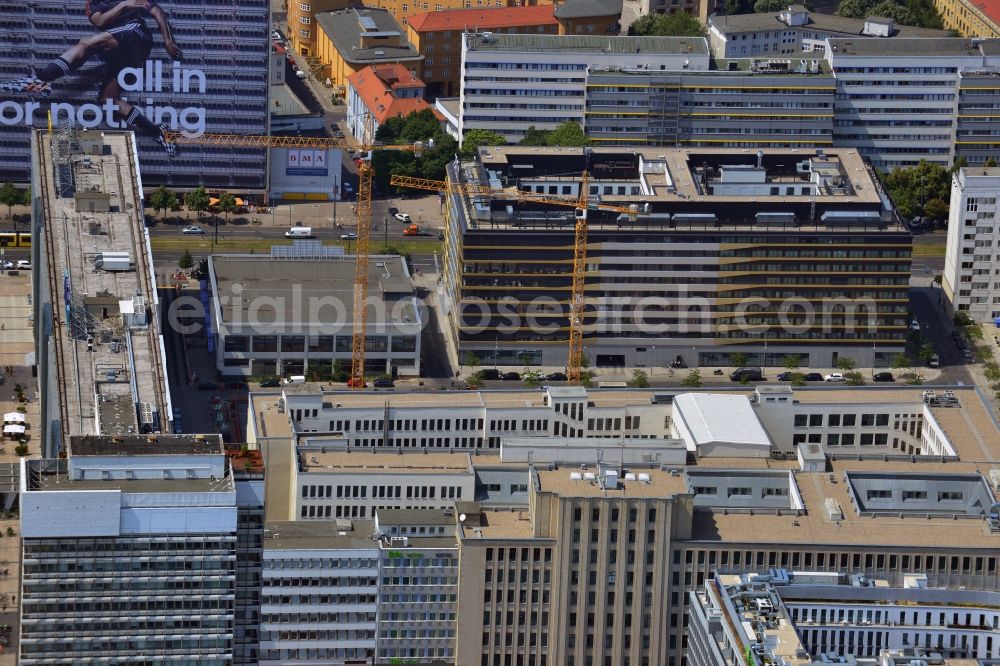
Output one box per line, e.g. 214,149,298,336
546,372,567,381
373,378,395,388
823,373,845,382
342,182,353,193
1,260,12,270
340,232,358,240
730,368,763,382
388,206,399,216
260,378,280,388
501,371,521,381
394,212,411,222
182,225,205,235
804,372,824,382
909,320,921,332
928,353,940,368
872,372,895,382
777,371,792,381
478,369,501,381
224,380,249,390
16,260,30,270
962,348,974,361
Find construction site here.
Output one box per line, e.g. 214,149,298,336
32,129,171,457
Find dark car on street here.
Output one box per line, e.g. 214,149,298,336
501,372,521,381
546,372,567,381
873,372,895,382
804,373,824,381
478,369,501,381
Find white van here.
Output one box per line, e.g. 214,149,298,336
285,226,313,238
283,375,306,385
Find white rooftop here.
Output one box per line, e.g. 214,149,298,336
672,393,772,457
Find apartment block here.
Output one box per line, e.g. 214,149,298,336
406,5,561,98
459,33,711,142
207,254,422,377
18,435,238,664
585,61,835,147
688,571,1000,666
943,167,1000,321
363,0,555,26
459,35,1000,169
708,6,946,59
438,146,908,369
934,0,1000,37
314,7,423,89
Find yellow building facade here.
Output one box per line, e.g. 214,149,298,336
934,0,1000,37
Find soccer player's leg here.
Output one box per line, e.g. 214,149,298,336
0,31,116,96
99,77,177,158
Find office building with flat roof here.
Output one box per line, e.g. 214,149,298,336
31,130,171,457
943,167,1000,322
688,571,1000,666
459,33,711,143
18,434,238,664
458,35,1000,170
437,145,908,369
207,253,422,378
242,383,1000,666
259,509,458,665
708,6,947,59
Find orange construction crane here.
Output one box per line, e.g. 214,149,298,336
163,125,430,389
388,173,637,383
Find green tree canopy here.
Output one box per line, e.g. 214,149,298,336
681,369,703,387
184,186,210,219
883,160,952,220
459,129,507,159
0,183,20,220
519,126,551,146
754,0,789,12
627,369,650,388
724,0,754,14
149,185,177,221
545,121,591,147
372,108,458,192
923,198,949,221
835,0,942,27
629,10,707,36
218,192,238,224
178,249,194,270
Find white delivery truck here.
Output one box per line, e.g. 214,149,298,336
94,251,132,271
285,226,313,238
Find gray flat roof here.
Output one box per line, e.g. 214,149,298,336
553,0,623,19
315,8,422,64
377,507,457,526
827,37,995,56
464,33,708,55
709,11,946,38
69,434,224,456
211,255,414,327
264,519,378,550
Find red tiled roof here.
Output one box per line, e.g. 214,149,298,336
407,4,557,32
972,0,1000,26
347,64,435,125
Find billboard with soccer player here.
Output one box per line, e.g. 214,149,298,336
0,0,270,189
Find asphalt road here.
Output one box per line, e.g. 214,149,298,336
909,285,972,385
